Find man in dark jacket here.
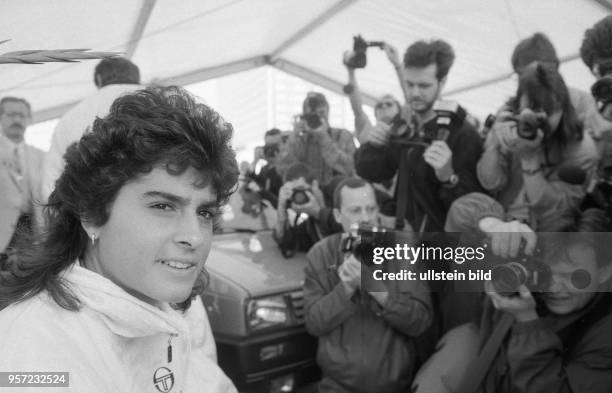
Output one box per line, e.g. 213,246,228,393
303,177,432,393
477,210,612,393
355,39,482,233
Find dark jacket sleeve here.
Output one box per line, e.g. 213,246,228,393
303,240,358,336
439,124,484,210
507,318,612,393
376,263,433,337
355,142,400,182
317,207,343,237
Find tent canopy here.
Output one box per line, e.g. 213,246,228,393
1,0,610,124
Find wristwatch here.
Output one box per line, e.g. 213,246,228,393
442,173,459,187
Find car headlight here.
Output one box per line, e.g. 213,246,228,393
247,295,292,332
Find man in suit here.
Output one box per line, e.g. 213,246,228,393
0,97,44,260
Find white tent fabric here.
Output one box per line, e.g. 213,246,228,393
0,0,610,125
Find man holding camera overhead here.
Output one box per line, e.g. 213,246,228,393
303,177,431,393
354,39,483,234
276,92,356,187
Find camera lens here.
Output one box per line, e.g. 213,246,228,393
592,76,612,103
291,189,310,205
491,262,528,293
516,110,539,140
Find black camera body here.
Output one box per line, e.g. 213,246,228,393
286,186,310,209
592,59,612,105
513,108,548,140
299,112,322,129
345,35,385,69
491,257,551,295
263,143,280,160
341,223,414,266
390,100,461,148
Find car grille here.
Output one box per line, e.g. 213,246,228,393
288,290,305,324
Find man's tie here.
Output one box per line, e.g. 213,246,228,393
12,146,22,177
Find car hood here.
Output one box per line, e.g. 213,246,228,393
206,230,308,297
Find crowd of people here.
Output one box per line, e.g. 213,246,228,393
241,15,612,393
1,13,612,393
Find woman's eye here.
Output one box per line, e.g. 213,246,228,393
199,209,217,220
151,203,174,211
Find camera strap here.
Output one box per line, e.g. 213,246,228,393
395,149,410,230
395,146,445,233
454,313,515,393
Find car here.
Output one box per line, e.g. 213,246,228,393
202,193,320,393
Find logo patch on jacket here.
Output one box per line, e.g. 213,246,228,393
153,367,174,392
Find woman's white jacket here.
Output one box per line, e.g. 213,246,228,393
0,263,237,393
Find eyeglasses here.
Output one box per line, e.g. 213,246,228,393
375,101,395,110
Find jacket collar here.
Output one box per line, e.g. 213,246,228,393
62,263,205,341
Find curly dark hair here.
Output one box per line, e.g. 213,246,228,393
0,86,239,311
580,15,612,70
403,39,455,80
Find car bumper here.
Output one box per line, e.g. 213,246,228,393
215,326,320,393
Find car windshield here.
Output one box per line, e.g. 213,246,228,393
216,188,278,233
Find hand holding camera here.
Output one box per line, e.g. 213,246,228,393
343,35,385,69
492,109,547,157
339,254,362,293
361,121,392,146
278,179,324,218
478,217,537,259
382,43,401,69
484,281,538,322
423,140,454,182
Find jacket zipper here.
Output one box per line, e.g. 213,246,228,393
167,333,178,363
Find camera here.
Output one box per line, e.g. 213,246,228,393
514,108,548,140
341,223,414,267
389,100,460,148
491,257,551,295
298,95,325,130
591,59,612,106
263,143,280,160
584,156,612,218
299,112,322,130
286,186,310,208
344,35,385,69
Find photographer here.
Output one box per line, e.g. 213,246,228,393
355,39,483,233
303,177,431,393
471,209,612,393
247,128,284,208
274,163,340,256
511,33,610,147
581,15,612,129
449,62,598,233
276,92,356,187
343,40,410,145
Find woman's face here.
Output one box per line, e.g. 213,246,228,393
375,96,400,124
542,243,610,315
83,166,218,306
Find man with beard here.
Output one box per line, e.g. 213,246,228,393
355,39,482,234
0,97,44,262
